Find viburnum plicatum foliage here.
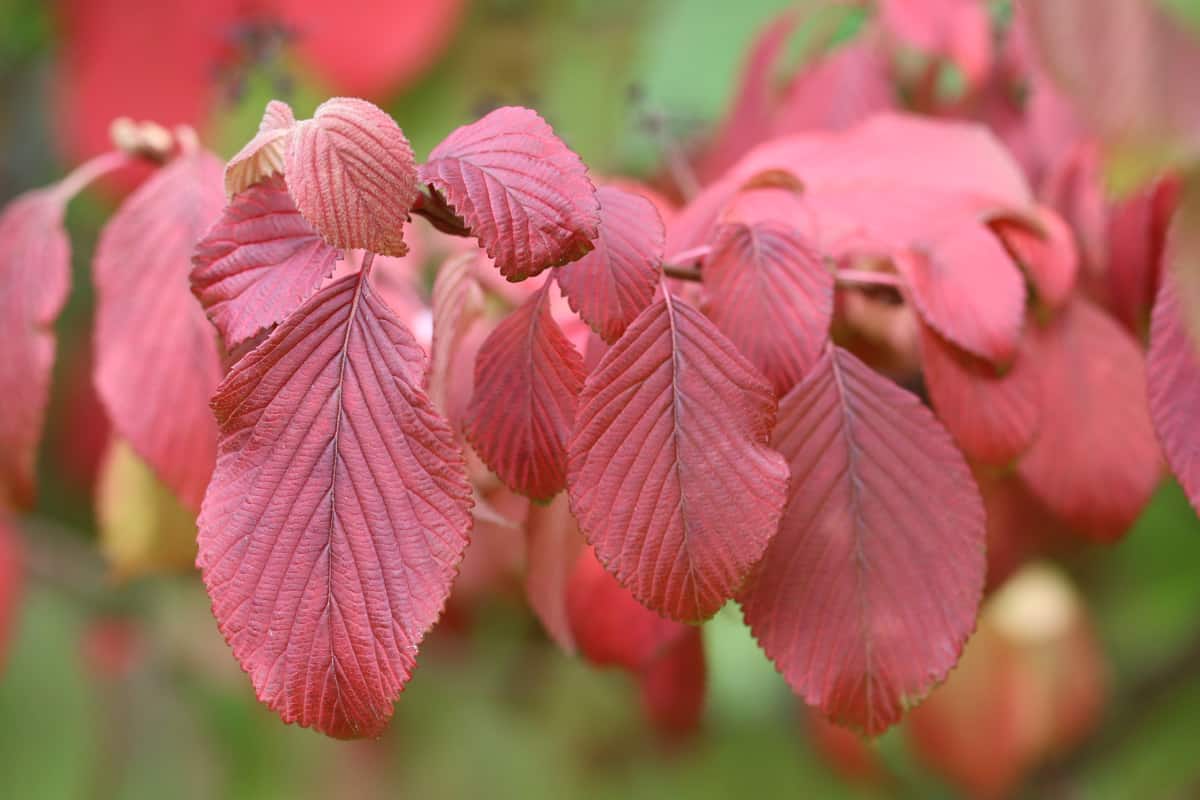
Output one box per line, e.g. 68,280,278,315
4,2,1197,744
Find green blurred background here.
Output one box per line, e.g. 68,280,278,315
2,1,1200,798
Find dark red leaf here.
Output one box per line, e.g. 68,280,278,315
919,322,1040,464
224,100,296,198
741,346,986,736
567,292,789,622
555,186,664,344
285,97,419,256
1105,176,1179,331
525,495,585,653
420,107,600,281
639,628,707,743
702,220,833,395
197,269,473,738
567,547,688,671
94,151,226,511
191,175,339,348
1018,299,1162,540
1148,278,1200,515
0,189,70,509
466,280,585,500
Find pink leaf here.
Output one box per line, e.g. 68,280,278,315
772,40,895,135
191,175,339,348
702,220,833,395
94,151,226,511
567,292,789,622
1148,278,1200,515
567,547,688,671
741,346,986,736
1105,176,1179,331
0,189,70,509
466,281,586,500
285,97,419,256
427,254,485,418
197,268,473,739
555,186,664,343
525,494,585,654
878,0,994,87
990,206,1079,311
224,101,296,198
1018,299,1162,540
919,322,1040,464
420,107,600,281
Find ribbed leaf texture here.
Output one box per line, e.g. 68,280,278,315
1017,299,1162,540
0,189,70,509
225,100,296,197
702,220,833,396
466,280,585,500
567,292,789,622
1148,278,1200,514
555,186,664,343
197,269,473,738
94,151,226,511
420,106,600,281
192,175,339,348
741,346,986,736
285,97,418,256
919,322,1040,464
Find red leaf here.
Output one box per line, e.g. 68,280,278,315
772,40,895,135
1105,176,1180,331
1017,299,1162,540
427,254,484,418
525,495,585,653
278,0,465,99
224,101,296,198
919,322,1040,464
94,151,226,511
567,292,789,622
639,628,707,743
466,280,585,500
741,346,986,736
0,514,23,673
1148,278,1200,515
990,206,1078,311
285,97,418,256
197,268,473,738
0,189,70,509
702,220,834,395
420,107,600,281
555,186,664,344
567,547,688,671
191,175,339,348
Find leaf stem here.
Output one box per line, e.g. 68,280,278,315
52,150,134,203
662,263,703,282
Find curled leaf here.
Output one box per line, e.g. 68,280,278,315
224,100,296,198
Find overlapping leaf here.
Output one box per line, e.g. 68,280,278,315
427,254,484,417
990,207,1079,311
1148,278,1200,515
192,175,339,348
1017,300,1162,540
741,346,986,736
567,292,788,622
555,186,664,343
0,189,70,509
93,151,226,511
702,220,833,395
919,322,1040,464
197,269,473,738
285,97,419,256
525,495,585,653
466,281,585,500
420,107,600,281
224,101,296,198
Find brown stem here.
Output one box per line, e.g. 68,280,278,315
410,186,472,238
662,263,703,282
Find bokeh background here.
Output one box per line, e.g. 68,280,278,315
2,1,1200,797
